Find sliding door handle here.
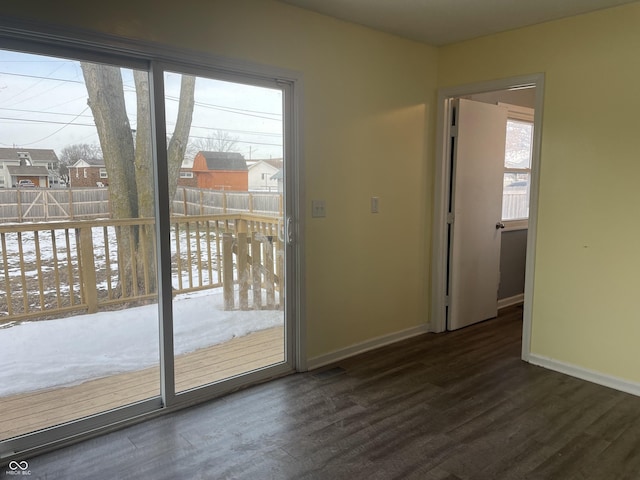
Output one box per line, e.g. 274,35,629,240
286,216,294,245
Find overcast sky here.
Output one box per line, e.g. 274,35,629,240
0,48,284,161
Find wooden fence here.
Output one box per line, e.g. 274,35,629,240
0,214,282,323
0,188,110,223
172,188,282,217
0,187,282,223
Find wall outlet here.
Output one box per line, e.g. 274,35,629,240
311,199,326,218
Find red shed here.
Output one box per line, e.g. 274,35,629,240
192,151,248,191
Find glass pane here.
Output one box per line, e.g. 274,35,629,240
505,119,533,169
503,118,533,221
502,172,530,220
165,71,285,393
0,50,160,441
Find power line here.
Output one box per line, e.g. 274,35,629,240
0,119,281,148
17,106,91,146
165,96,282,121
0,63,72,108
0,116,95,127
0,71,84,84
0,108,281,138
1,71,283,120
193,99,281,117
179,123,281,138
44,95,90,111
0,107,94,119
185,133,281,148
0,69,282,148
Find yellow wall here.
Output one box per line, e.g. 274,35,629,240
1,0,438,359
439,3,640,382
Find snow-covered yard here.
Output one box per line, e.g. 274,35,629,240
0,288,283,397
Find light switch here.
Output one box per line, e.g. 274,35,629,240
312,200,326,218
371,196,379,214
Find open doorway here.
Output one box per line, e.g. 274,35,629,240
430,74,545,362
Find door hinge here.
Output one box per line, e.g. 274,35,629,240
446,213,454,224
444,295,450,307
450,125,458,138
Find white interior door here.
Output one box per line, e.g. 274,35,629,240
448,98,507,330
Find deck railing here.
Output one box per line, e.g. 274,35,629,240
0,214,282,323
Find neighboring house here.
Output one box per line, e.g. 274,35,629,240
70,158,108,188
247,159,282,192
271,168,283,193
192,151,248,191
177,158,197,188
0,148,60,188
177,168,197,187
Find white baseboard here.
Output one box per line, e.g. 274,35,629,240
307,324,431,370
528,354,640,397
498,293,524,310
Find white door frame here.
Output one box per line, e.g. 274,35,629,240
430,73,545,362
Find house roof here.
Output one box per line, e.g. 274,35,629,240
198,151,248,171
71,158,105,168
249,159,283,171
263,158,284,169
7,165,50,176
0,148,58,162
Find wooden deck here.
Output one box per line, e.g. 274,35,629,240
0,326,284,441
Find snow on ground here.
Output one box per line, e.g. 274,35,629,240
0,289,283,397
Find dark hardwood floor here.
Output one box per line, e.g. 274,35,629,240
7,306,640,479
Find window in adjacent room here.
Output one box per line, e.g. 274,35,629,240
500,104,534,222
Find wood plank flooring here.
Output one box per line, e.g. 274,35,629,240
0,326,284,440
8,306,640,479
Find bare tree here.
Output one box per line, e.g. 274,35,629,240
187,130,239,160
81,62,196,297
58,143,102,177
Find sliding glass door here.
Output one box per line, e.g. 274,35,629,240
0,50,161,443
0,37,297,458
163,71,286,394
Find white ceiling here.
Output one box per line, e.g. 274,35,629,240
279,0,639,46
